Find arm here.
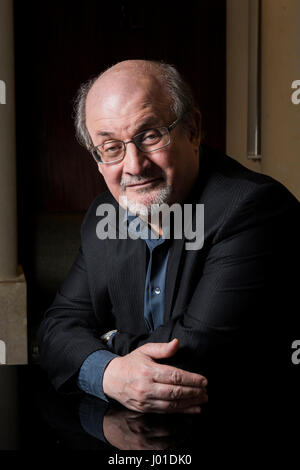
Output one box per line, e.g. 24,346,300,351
38,245,208,412
37,246,114,392
77,349,118,400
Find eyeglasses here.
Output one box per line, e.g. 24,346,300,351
91,117,181,165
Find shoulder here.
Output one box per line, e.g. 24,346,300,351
80,190,118,242
199,145,296,201
199,145,298,206
197,145,299,239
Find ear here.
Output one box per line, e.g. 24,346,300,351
186,109,202,147
97,162,104,175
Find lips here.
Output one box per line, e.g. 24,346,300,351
126,177,162,188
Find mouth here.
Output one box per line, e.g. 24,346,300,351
125,177,163,189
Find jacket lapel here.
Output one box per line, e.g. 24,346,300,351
164,146,208,323
164,236,185,323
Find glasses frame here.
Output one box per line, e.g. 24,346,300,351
91,116,181,165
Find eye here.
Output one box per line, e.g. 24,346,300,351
140,129,161,143
106,145,119,153
103,141,123,154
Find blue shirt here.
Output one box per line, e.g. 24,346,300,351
77,215,170,401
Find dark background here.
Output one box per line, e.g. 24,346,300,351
13,0,226,360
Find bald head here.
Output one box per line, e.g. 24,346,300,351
97,59,168,81
74,60,198,150
85,61,173,138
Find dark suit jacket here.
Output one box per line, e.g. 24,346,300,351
37,146,299,410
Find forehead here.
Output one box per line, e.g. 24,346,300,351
85,72,172,136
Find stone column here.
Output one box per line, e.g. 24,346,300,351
0,0,27,364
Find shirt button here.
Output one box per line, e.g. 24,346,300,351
154,287,161,295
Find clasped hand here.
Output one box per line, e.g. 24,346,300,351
103,338,208,414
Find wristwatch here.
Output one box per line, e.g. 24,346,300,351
100,329,118,344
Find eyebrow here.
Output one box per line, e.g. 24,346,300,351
95,116,163,139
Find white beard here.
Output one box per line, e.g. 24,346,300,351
120,185,172,217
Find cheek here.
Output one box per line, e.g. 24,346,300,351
151,148,176,171
98,166,123,190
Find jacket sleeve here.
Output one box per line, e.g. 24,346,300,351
37,246,111,392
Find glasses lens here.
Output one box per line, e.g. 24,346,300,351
93,127,171,164
135,127,169,152
100,141,124,162
92,149,101,162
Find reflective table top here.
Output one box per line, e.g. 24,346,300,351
0,365,209,452
0,363,298,461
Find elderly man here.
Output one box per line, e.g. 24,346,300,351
38,60,299,415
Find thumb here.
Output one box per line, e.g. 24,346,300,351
139,338,179,360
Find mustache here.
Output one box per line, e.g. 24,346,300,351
120,171,165,189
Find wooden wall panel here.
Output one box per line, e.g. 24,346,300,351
14,0,226,212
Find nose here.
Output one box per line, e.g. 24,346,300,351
122,141,150,175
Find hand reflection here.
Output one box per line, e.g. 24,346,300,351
35,370,206,450
103,406,178,450
78,394,205,450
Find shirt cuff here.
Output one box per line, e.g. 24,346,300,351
77,349,119,402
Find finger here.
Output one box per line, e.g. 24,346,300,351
126,397,205,415
138,395,207,413
149,402,203,414
138,339,179,360
152,363,208,388
149,383,208,401
159,398,207,411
